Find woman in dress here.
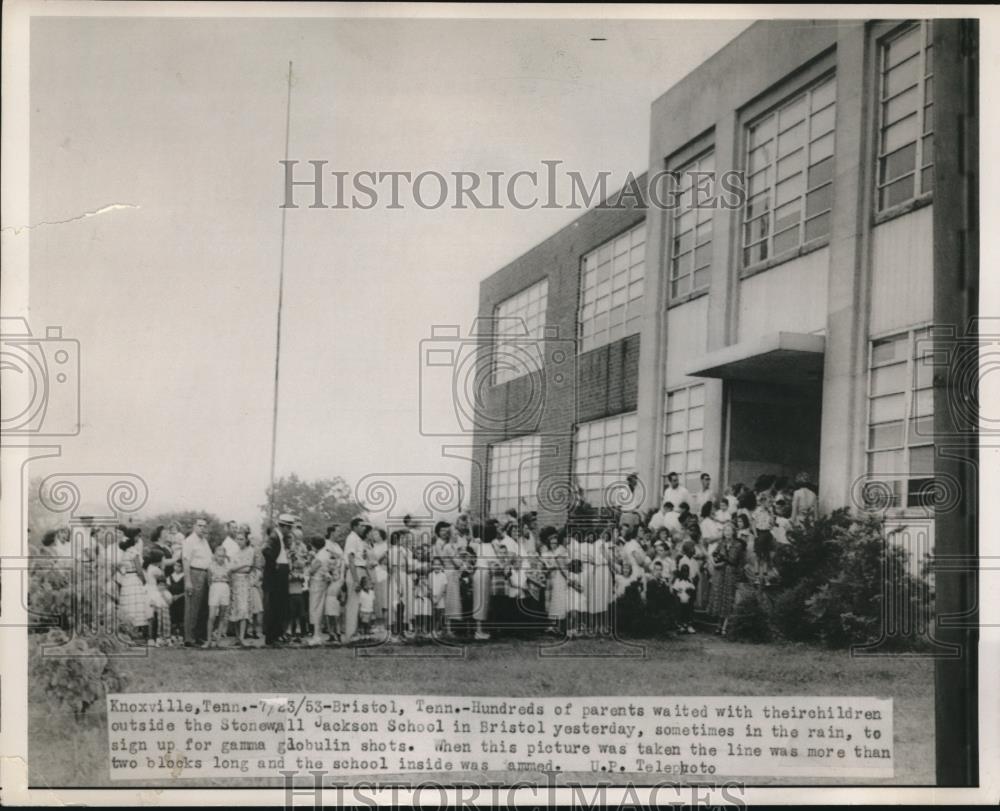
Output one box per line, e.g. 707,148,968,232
386,529,412,640
368,528,389,638
469,521,499,640
708,521,748,636
539,526,568,635
438,520,467,638
115,526,148,639
565,528,588,638
588,529,615,636
228,525,255,646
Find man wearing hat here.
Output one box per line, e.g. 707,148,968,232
261,513,294,646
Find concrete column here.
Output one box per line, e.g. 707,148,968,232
818,23,872,512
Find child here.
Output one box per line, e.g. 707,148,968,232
306,536,331,646
247,535,265,640
287,532,310,642
167,564,186,642
145,549,173,646
676,539,702,593
228,527,255,647
206,545,232,648
358,576,376,639
672,563,697,634
430,557,448,635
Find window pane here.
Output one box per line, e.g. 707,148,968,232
909,416,934,444
871,362,907,395
778,121,806,157
870,421,905,450
873,336,906,364
883,113,919,153
880,143,917,184
886,26,921,69
693,242,712,271
870,449,904,475
811,78,836,110
871,393,905,423
810,105,835,136
693,266,712,291
808,156,834,189
810,132,835,162
773,200,800,233
884,85,919,126
773,225,800,255
779,95,808,131
885,57,920,98
880,175,915,209
909,445,935,476
805,184,833,218
804,212,831,242
749,115,775,149
776,173,805,206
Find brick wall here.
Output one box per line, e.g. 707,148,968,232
468,181,647,524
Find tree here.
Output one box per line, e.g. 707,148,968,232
141,510,227,547
260,474,361,538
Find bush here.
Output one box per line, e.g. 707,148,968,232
765,511,933,649
27,557,132,721
726,588,773,643
29,629,130,720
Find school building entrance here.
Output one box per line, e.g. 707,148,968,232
688,331,824,490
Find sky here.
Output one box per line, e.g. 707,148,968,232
24,13,751,526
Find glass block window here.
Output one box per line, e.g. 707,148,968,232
877,21,934,211
663,384,705,493
743,75,837,266
579,223,646,353
493,279,548,385
670,151,714,300
866,327,935,509
487,435,541,515
573,413,638,505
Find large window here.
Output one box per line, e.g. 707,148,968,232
493,279,548,385
877,21,934,211
670,151,714,299
487,435,541,515
573,413,638,505
663,384,705,493
578,223,646,353
866,327,934,509
743,75,837,267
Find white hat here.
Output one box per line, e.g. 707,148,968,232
277,513,295,525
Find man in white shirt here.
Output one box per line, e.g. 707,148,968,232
342,517,370,642
182,518,212,646
662,471,692,517
221,521,240,562
690,473,716,516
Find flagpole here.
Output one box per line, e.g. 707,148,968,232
268,60,293,522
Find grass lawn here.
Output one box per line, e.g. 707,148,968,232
28,635,935,788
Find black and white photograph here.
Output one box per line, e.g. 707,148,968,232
0,2,994,806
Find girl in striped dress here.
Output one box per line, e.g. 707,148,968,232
566,530,589,638
469,524,499,641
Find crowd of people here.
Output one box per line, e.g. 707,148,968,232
34,471,818,648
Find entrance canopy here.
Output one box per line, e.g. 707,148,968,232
685,331,825,385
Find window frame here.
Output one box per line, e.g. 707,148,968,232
741,72,838,269
875,20,934,215
486,434,542,516
491,278,549,386
669,150,715,302
572,412,639,506
864,324,936,513
577,222,647,354
662,383,706,494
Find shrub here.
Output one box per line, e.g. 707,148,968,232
29,629,130,720
767,511,933,649
726,588,773,643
